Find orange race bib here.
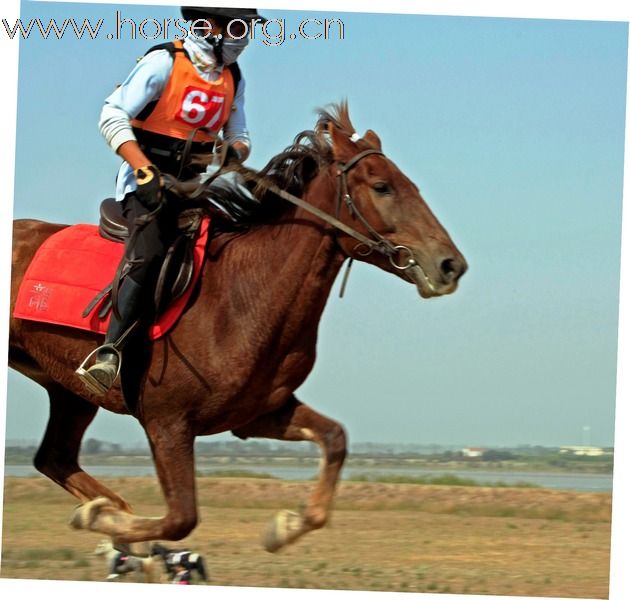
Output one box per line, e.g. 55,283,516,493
175,85,227,131
132,40,235,143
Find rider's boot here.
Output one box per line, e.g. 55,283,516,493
76,277,144,395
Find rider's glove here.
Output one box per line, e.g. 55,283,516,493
134,165,163,211
225,144,243,166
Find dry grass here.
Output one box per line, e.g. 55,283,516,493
1,476,612,598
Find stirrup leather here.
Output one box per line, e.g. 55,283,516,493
75,344,122,395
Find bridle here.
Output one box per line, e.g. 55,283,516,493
167,144,424,295
333,148,418,270
234,148,419,272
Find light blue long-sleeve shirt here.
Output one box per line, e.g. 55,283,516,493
99,44,250,201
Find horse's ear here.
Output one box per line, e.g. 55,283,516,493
363,129,382,151
328,123,359,163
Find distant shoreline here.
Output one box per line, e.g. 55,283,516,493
5,454,612,475
4,456,613,493
4,454,613,475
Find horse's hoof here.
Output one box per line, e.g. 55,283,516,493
262,510,303,553
70,497,112,530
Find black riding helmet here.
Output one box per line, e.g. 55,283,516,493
180,7,265,63
180,7,267,23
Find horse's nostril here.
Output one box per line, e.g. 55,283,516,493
440,256,465,282
440,258,456,280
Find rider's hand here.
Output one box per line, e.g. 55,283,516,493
225,141,250,165
134,165,163,210
225,144,243,165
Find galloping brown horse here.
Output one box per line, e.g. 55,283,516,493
8,104,467,552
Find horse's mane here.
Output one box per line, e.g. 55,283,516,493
255,100,358,196
201,102,357,228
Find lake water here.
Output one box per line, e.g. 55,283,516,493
3,464,612,493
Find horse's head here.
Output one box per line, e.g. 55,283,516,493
321,105,467,298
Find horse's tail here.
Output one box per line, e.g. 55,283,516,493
195,556,209,581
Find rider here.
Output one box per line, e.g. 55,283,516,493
77,6,265,395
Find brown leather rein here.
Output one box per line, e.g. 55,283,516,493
165,146,422,295
235,149,418,270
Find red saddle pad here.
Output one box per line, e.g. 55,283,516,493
13,219,210,340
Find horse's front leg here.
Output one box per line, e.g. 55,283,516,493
232,394,347,552
72,419,198,544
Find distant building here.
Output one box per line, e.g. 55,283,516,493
462,447,485,458
559,446,608,457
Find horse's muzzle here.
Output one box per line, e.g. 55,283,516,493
406,251,467,298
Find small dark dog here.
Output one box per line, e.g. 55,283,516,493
150,542,209,582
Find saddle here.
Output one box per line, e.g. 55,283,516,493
93,198,204,318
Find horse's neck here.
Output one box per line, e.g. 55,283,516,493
204,175,345,346
236,201,344,314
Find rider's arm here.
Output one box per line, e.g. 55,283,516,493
116,141,152,171
99,50,173,168
222,77,251,161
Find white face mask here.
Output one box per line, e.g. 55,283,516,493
220,37,249,65
183,34,219,72
196,33,223,57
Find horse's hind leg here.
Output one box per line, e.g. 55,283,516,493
232,394,347,552
35,383,132,511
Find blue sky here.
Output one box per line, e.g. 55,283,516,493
1,3,630,600
2,2,627,445
3,1,628,452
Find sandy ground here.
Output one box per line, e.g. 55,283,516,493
1,476,612,598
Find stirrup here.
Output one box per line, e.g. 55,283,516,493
75,344,122,395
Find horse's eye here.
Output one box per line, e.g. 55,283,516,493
372,182,391,196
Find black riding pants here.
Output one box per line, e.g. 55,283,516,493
120,192,178,315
